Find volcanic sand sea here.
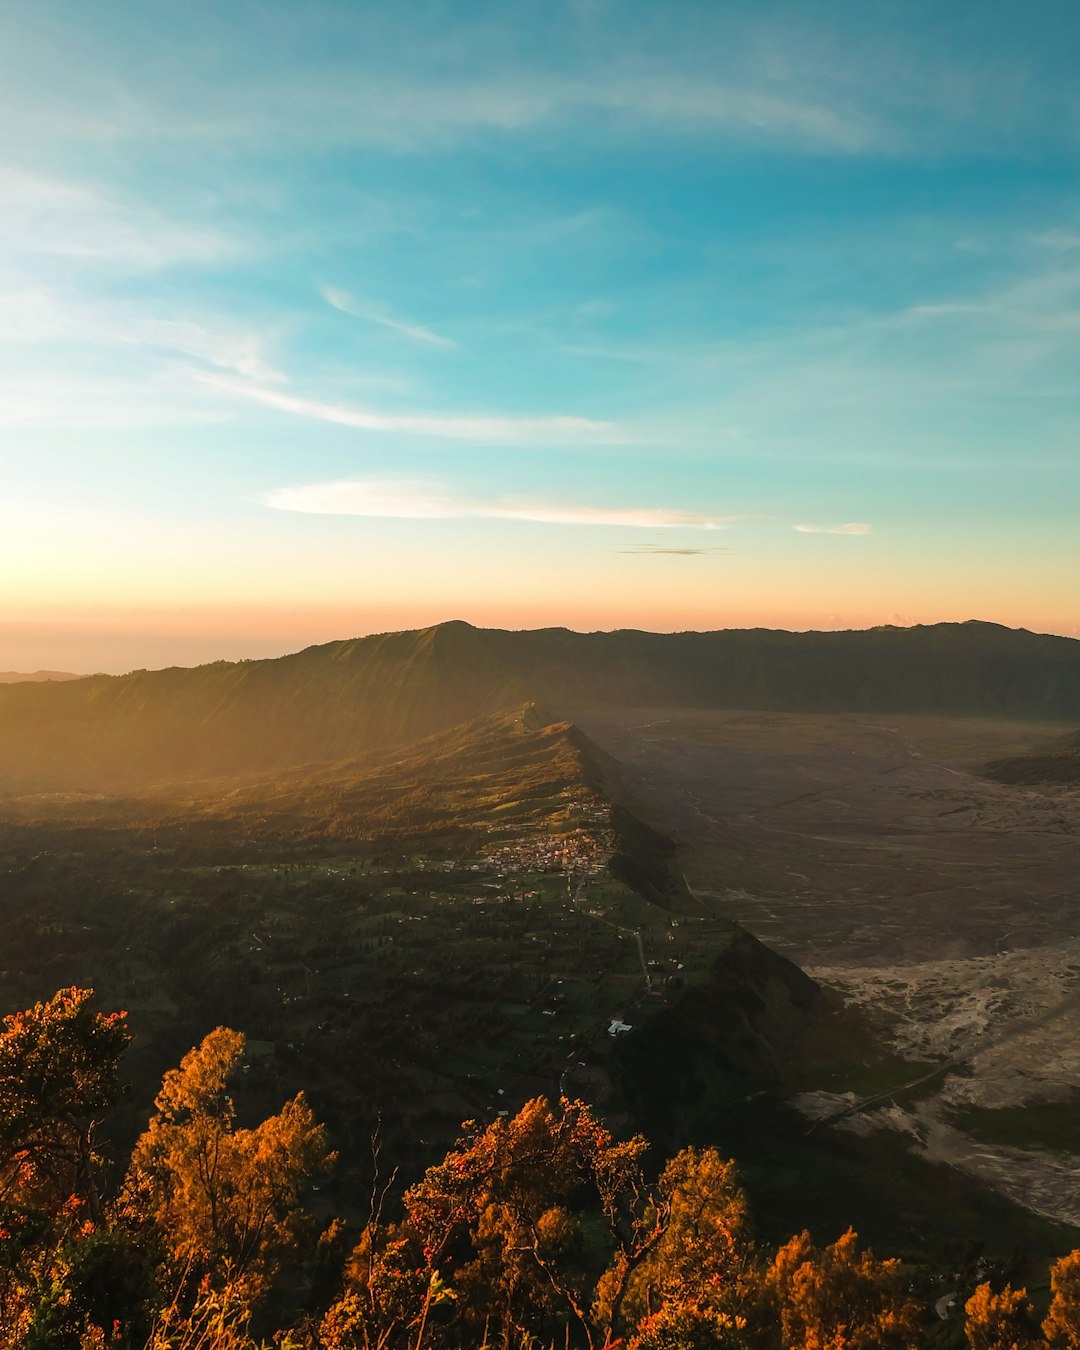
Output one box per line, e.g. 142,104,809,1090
576,709,1080,1225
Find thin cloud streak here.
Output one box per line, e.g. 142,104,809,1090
0,285,285,391
320,285,458,349
1,71,877,159
0,167,233,270
200,375,620,444
262,477,738,529
794,523,873,535
617,546,731,555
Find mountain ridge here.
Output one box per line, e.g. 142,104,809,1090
1,619,1078,791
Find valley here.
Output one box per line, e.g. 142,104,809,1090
2,622,1079,1300
576,708,1080,1227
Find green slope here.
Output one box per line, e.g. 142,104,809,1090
0,701,834,1219
3,618,1080,790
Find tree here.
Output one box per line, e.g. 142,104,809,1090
328,1096,654,1349
964,1281,1042,1349
594,1146,752,1345
124,1026,333,1299
1043,1249,1080,1349
403,1096,630,1345
628,1301,750,1350
763,1227,923,1350
0,986,129,1220
0,988,138,1348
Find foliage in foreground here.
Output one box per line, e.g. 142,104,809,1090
1,989,1079,1349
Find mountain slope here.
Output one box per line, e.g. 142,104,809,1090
985,727,1080,784
0,699,832,1169
2,619,1079,791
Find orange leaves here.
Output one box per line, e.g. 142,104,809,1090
959,1262,1080,1350
8,990,1080,1350
0,987,130,1124
151,1025,245,1126
596,1145,751,1344
764,1227,923,1350
627,1301,748,1350
124,1026,333,1303
1043,1249,1080,1348
401,1095,628,1269
0,986,129,1220
331,1096,655,1348
964,1282,1043,1350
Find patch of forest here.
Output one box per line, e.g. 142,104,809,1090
4,988,1080,1349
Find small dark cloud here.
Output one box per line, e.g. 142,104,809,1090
616,546,731,556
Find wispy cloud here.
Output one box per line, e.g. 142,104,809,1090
262,477,737,528
2,71,876,159
201,376,619,444
0,282,291,428
320,285,457,349
617,546,731,555
637,240,1080,469
0,167,232,270
1030,228,1080,253
0,369,218,430
138,319,284,384
0,285,284,386
794,522,873,535
6,6,1080,174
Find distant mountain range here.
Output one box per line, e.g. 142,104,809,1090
0,670,79,683
1,619,1078,791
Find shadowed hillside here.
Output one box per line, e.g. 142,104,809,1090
3,702,616,838
0,699,847,1247
2,619,1079,790
985,727,1080,784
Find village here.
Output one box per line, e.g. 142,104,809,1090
0,795,739,1196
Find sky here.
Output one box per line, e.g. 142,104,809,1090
2,0,1079,673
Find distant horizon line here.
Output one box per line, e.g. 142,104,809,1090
5,615,1075,682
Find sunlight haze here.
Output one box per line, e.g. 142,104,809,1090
2,1,1079,671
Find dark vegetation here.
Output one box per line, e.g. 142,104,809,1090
949,1096,1080,1157
0,704,1073,1279
985,729,1080,785
0,709,829,1226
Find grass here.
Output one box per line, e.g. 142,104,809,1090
950,1095,1080,1156
823,1053,943,1104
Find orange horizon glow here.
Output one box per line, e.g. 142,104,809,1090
4,600,1079,677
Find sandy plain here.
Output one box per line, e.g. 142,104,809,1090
576,709,1080,1227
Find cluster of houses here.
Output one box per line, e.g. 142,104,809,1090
486,823,616,878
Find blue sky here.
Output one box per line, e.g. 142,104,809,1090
2,0,1079,671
